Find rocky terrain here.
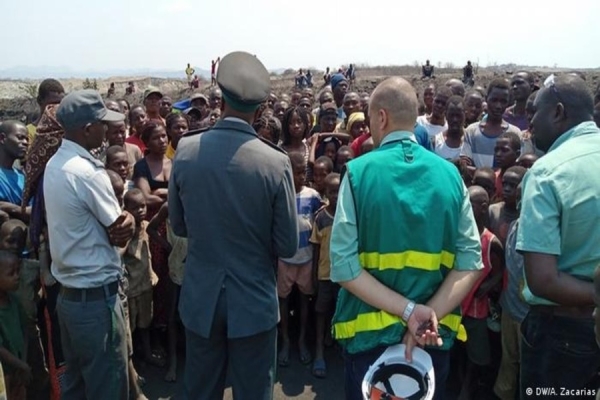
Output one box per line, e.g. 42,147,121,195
1,65,599,122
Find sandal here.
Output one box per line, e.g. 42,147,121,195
278,342,290,367
312,359,327,379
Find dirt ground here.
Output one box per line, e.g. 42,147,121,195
1,65,599,122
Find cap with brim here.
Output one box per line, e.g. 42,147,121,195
362,344,435,400
217,51,270,113
190,92,209,105
56,89,124,131
183,107,203,119
144,86,163,100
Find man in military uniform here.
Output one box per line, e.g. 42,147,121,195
169,51,298,400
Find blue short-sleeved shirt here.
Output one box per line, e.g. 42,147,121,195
0,167,26,205
517,121,600,305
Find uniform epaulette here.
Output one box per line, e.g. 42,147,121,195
258,137,287,154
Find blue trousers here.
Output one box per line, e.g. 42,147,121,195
520,309,600,399
57,286,129,400
344,345,450,400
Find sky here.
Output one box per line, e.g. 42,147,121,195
3,0,600,74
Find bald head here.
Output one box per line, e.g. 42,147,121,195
445,79,466,97
369,77,418,145
538,75,594,122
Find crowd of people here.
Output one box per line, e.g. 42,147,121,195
0,50,600,400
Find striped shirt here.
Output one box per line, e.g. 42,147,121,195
461,121,521,168
280,186,322,265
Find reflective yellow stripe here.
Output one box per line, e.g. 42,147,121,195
334,311,403,340
334,310,463,340
359,250,455,271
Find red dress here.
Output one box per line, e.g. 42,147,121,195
133,158,169,327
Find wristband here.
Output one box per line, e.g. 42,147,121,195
402,301,415,323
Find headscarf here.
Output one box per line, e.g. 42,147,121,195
347,112,366,134
22,104,64,249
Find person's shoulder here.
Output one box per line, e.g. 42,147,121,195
257,137,288,157
182,126,210,139
465,121,481,135
506,123,522,135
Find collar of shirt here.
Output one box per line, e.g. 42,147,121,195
548,121,599,153
380,130,417,147
223,116,251,126
61,139,105,168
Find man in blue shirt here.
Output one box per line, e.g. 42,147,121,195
0,121,30,222
517,75,600,398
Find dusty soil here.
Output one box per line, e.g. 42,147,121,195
1,66,599,122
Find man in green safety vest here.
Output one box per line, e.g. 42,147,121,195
330,76,483,400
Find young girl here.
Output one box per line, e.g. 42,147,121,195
165,113,190,160
126,106,149,153
281,107,312,182
147,202,187,383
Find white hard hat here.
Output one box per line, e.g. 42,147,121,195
362,344,435,400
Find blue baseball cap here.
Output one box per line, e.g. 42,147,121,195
56,89,124,131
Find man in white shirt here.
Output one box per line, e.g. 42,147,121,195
44,89,135,400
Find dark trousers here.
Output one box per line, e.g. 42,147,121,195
344,345,450,400
57,285,129,400
520,309,600,399
183,290,277,400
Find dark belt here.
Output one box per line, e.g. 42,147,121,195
530,304,595,319
60,281,119,302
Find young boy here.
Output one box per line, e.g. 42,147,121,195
493,132,521,202
277,152,322,368
109,177,147,400
310,173,340,379
494,183,529,400
458,187,504,400
0,250,29,400
335,146,354,173
311,156,334,198
122,190,159,367
517,153,538,169
105,145,133,192
106,169,125,207
471,167,496,202
487,166,527,246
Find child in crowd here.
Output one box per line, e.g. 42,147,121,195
494,183,529,400
360,137,374,155
122,189,160,367
0,250,29,400
492,132,521,201
108,172,147,400
147,202,187,382
107,169,125,206
106,145,133,191
471,167,496,203
335,146,354,173
277,152,322,368
459,187,504,400
487,166,526,246
253,115,282,145
310,173,340,379
311,156,334,198
433,96,466,161
517,153,538,169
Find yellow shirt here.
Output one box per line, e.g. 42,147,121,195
166,143,176,160
26,124,37,147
